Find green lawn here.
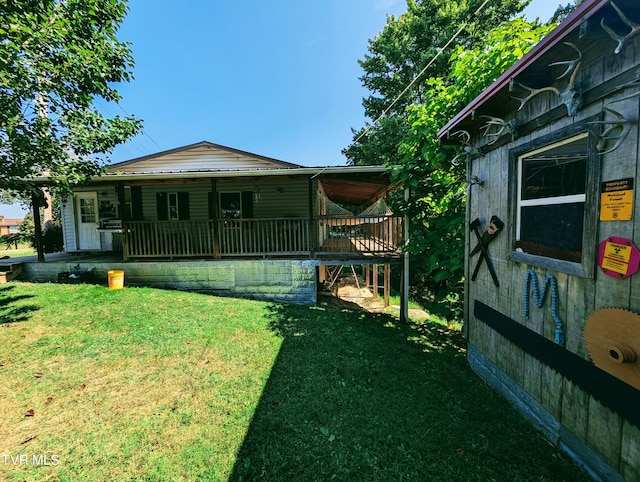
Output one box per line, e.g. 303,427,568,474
0,246,37,259
0,283,591,481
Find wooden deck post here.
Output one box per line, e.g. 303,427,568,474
400,186,410,322
365,264,370,288
384,263,390,307
372,264,378,298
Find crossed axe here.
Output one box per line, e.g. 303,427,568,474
469,216,504,287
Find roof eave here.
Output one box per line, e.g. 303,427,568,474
28,165,394,184
437,0,610,140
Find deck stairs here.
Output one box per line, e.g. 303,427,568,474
0,262,23,283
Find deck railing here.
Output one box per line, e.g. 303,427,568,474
123,216,402,259
315,215,403,255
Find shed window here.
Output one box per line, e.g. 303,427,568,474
516,133,588,263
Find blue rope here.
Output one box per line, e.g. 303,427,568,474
524,269,565,346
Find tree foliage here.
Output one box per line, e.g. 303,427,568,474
0,0,141,196
549,0,585,24
343,0,528,166
396,19,553,311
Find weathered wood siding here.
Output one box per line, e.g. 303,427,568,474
466,15,640,482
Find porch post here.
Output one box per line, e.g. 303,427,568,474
400,186,410,322
116,183,128,261
31,190,45,262
210,178,220,258
308,177,314,255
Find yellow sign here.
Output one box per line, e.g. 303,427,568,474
603,242,632,263
601,257,629,276
598,236,640,279
600,178,634,221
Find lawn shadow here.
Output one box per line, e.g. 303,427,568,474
229,303,590,481
0,285,39,324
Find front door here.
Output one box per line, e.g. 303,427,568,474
76,193,100,250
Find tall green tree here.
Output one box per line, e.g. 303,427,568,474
0,0,141,196
549,0,585,24
396,18,553,312
343,0,528,166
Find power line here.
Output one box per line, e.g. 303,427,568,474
115,100,164,152
93,98,150,157
320,0,492,173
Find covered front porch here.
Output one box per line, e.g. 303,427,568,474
58,163,405,263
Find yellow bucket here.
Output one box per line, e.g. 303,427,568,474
107,270,125,290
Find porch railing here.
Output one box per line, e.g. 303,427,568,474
123,216,402,259
218,218,311,256
124,218,312,259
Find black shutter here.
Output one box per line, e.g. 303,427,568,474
131,186,143,220
178,192,190,220
156,192,168,221
241,191,253,219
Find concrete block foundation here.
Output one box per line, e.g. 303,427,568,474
20,258,319,305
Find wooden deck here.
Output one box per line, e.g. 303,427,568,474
122,216,403,261
315,237,400,257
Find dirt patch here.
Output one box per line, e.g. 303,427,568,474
320,273,430,319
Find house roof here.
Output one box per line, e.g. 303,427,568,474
437,0,621,141
29,141,401,206
108,140,303,174
0,216,23,227
103,141,401,206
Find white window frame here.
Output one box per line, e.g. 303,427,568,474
516,132,588,247
507,118,600,279
167,192,179,221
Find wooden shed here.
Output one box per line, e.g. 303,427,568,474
439,1,640,480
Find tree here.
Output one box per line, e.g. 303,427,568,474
343,0,528,166
549,0,585,24
0,0,141,197
396,18,552,313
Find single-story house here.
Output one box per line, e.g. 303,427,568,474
20,141,406,306
0,215,23,236
438,0,640,480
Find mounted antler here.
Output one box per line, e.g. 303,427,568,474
609,80,640,103
509,79,559,110
549,42,582,80
451,130,471,145
589,107,634,155
510,42,582,116
480,116,517,145
450,130,481,166
601,2,640,55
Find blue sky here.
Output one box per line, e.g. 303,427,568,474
2,0,558,218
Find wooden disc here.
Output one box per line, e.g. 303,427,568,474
584,308,640,391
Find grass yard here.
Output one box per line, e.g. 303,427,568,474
0,283,591,481
0,246,37,259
